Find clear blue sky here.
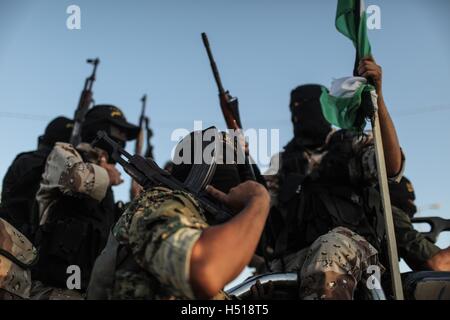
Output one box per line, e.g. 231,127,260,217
1,0,449,265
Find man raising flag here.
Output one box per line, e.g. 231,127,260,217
322,0,404,299
263,0,404,299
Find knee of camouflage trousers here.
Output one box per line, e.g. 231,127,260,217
299,227,383,300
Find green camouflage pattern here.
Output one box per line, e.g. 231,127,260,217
392,206,440,267
111,186,228,300
0,218,37,299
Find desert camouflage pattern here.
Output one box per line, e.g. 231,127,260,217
270,227,383,300
36,142,110,225
112,186,229,300
0,218,37,299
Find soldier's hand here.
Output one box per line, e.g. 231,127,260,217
427,247,450,272
131,180,144,198
206,180,269,213
358,56,382,95
236,131,249,155
99,156,124,186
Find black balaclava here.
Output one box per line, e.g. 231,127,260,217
389,176,417,218
290,84,332,149
82,105,139,162
171,128,242,194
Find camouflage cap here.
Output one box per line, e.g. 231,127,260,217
0,218,38,299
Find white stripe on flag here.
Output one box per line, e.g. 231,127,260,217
329,76,367,98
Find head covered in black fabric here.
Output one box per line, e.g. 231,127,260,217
289,84,332,149
81,105,139,161
39,116,74,148
389,176,417,218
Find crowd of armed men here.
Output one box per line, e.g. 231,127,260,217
0,52,449,301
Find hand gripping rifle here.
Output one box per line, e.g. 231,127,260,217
70,58,100,146
201,33,256,181
92,131,233,224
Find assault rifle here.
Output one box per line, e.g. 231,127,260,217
201,33,256,181
93,131,233,224
134,94,147,157
134,94,154,159
412,217,450,244
130,94,154,199
70,58,100,146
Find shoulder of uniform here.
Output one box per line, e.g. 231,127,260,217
50,142,76,154
140,187,197,205
13,150,36,159
117,186,206,240
54,142,72,148
0,218,38,266
132,187,203,221
48,142,81,159
8,150,40,169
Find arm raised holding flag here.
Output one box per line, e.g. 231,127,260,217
327,0,405,299
357,56,402,177
269,0,406,300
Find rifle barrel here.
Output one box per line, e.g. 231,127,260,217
140,94,147,125
87,58,100,89
201,33,226,95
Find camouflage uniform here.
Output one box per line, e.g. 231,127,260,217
392,206,440,269
29,281,84,300
110,186,228,300
36,142,110,226
266,130,405,300
270,227,383,299
0,218,38,300
33,142,115,293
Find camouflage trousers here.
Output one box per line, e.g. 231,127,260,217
30,281,84,300
270,227,383,300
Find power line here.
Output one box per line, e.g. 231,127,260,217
1,104,449,123
393,104,450,117
0,112,50,121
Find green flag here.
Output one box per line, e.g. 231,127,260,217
320,0,374,132
335,0,372,61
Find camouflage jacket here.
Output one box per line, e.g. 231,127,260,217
36,142,110,226
111,186,227,300
263,130,406,256
0,218,38,299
